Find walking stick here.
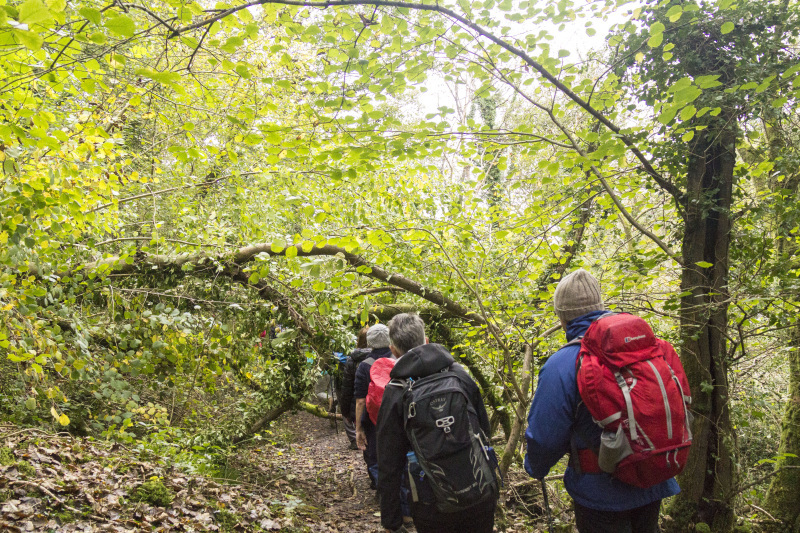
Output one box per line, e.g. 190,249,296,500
541,479,554,533
329,373,338,434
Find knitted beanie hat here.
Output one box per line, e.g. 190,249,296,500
366,324,390,348
553,268,605,323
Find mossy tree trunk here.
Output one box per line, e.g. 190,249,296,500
764,161,800,530
764,324,800,532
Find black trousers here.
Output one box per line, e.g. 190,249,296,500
574,499,662,533
363,421,378,484
410,497,496,533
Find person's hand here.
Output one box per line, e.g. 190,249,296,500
356,428,367,450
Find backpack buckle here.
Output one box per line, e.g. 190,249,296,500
436,416,455,433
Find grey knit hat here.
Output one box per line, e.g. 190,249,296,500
366,324,390,348
553,269,605,323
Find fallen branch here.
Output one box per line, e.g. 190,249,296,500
298,401,342,420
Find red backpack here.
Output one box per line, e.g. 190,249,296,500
574,313,693,488
366,357,397,424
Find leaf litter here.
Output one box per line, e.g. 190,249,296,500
0,411,385,532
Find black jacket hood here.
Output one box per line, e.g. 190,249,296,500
390,343,454,379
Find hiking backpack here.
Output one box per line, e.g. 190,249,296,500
574,313,693,488
392,367,499,513
366,357,397,424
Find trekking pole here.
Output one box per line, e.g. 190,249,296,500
329,374,338,434
541,479,554,533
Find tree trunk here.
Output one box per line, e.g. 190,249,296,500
232,398,296,445
763,322,800,532
762,111,800,532
499,344,533,476
668,127,736,532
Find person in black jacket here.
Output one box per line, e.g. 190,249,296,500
339,326,370,450
376,313,496,533
354,324,394,487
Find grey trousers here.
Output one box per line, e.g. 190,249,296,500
343,416,356,445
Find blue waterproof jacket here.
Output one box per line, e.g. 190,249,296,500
524,311,680,511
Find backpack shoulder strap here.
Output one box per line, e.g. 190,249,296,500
562,336,583,350
363,357,375,366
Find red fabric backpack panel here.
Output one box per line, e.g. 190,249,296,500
366,357,397,425
576,313,693,488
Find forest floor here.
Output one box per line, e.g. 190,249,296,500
0,412,558,532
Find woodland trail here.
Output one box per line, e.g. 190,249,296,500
262,410,385,533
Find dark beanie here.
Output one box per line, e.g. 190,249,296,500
553,268,605,323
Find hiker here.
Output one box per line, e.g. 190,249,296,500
376,313,498,533
354,324,394,487
339,326,371,450
524,269,684,533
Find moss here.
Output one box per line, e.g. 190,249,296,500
16,460,35,478
695,523,711,533
129,479,173,507
0,446,15,466
54,509,76,524
215,509,240,532
733,524,752,533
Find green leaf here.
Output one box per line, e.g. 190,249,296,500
695,75,722,89
271,239,285,253
105,14,135,37
647,33,663,48
681,131,695,142
680,105,697,121
58,413,70,426
695,261,713,268
25,398,37,410
18,0,51,25
46,0,65,12
649,22,665,35
285,245,297,259
135,67,180,84
721,21,734,34
79,7,101,25
13,29,43,50
666,5,682,22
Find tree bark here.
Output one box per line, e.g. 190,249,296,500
762,106,800,532
668,127,737,532
764,322,800,532
232,398,296,445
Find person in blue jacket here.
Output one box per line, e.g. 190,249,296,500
524,268,680,533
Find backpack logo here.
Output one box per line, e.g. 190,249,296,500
430,396,447,412
624,334,646,343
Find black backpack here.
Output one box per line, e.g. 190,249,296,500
391,368,500,513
